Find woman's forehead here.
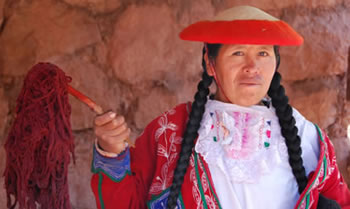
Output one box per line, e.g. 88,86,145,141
222,44,275,50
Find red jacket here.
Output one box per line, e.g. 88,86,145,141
91,103,350,209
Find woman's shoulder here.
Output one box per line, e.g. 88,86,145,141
291,107,307,122
291,106,321,173
143,102,192,132
133,102,191,151
291,107,316,131
290,106,319,139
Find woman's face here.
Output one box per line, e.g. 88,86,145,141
206,44,276,107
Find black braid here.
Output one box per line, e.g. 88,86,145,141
268,46,308,194
167,44,220,209
270,47,341,209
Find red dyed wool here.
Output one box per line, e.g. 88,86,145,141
4,63,75,209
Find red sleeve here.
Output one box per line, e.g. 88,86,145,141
90,118,159,209
319,135,350,209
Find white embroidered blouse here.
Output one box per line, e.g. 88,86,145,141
195,99,320,209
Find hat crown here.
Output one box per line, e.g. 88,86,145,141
213,5,279,21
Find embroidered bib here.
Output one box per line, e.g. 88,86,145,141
195,99,288,183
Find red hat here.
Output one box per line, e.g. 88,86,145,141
180,6,303,46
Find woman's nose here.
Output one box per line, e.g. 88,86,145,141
243,56,258,73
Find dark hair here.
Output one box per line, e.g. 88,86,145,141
167,44,336,209
267,71,308,193
268,47,308,193
268,48,340,209
166,44,218,209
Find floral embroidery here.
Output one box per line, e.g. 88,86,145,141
155,109,177,141
190,153,218,209
198,155,216,209
190,167,202,209
150,109,182,195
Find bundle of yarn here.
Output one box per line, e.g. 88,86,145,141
4,63,74,209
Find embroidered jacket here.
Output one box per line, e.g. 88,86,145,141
91,103,350,209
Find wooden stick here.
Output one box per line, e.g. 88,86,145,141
67,85,135,147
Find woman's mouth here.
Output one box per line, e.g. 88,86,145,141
239,81,261,86
239,77,262,86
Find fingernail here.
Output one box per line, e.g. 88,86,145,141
109,112,116,118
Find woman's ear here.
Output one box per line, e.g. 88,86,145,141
204,52,215,76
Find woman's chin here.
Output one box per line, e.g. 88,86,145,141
214,90,266,106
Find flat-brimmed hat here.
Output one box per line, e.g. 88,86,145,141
180,5,303,46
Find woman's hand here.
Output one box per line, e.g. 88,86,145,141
94,111,131,154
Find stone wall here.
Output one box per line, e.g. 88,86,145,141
0,0,349,208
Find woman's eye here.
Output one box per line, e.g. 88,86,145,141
232,51,244,56
259,51,269,56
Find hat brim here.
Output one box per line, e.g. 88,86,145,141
179,20,303,46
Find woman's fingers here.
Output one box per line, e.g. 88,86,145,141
97,128,131,154
94,116,126,135
93,111,131,154
101,116,125,131
94,111,116,126
100,124,128,137
100,128,131,144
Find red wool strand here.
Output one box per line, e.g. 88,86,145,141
4,63,75,209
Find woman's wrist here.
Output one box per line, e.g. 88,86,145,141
95,139,128,157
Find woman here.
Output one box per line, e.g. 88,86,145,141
91,5,350,209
